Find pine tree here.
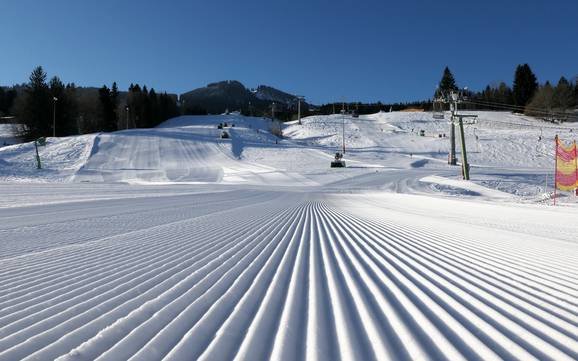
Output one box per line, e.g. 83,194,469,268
110,82,119,131
149,88,159,127
0,87,5,116
111,82,119,110
158,93,179,122
64,83,79,134
142,85,152,127
513,64,538,107
99,85,118,132
553,77,574,114
496,82,513,104
574,76,578,106
438,66,458,94
127,84,143,128
0,87,15,117
526,81,554,119
15,66,52,139
49,76,78,136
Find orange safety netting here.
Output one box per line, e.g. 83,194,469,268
555,136,577,191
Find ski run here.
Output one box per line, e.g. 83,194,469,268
1,112,577,360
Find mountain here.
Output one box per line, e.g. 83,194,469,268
253,85,299,107
180,81,255,114
179,80,312,116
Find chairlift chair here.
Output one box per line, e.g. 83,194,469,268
432,98,445,120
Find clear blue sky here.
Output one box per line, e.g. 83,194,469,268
2,0,577,104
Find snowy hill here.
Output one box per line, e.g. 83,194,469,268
1,110,575,202
285,111,565,170
0,115,325,185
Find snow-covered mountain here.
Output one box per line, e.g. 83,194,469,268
179,80,310,114
253,85,299,106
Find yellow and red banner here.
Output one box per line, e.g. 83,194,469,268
555,135,577,191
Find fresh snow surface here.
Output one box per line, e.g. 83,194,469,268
1,112,577,360
0,124,20,148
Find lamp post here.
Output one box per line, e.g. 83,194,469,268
296,96,304,125
125,105,130,130
52,97,58,137
341,103,346,154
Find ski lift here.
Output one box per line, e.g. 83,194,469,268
432,97,445,119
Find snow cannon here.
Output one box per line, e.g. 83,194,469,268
330,152,346,168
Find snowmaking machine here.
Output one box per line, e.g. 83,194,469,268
330,152,346,168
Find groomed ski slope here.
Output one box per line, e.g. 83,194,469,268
1,112,578,360
1,189,577,361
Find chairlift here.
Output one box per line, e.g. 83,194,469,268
432,98,445,120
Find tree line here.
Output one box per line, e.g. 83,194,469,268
437,64,578,121
5,66,179,140
3,64,577,140
314,64,577,120
316,101,433,115
0,87,17,117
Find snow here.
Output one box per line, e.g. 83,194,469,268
0,133,95,183
1,111,577,360
0,124,20,147
1,111,573,199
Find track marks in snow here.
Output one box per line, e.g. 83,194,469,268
1,196,577,360
0,190,272,259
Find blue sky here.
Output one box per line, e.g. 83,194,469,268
1,0,577,104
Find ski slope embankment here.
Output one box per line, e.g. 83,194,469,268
0,134,96,183
0,115,325,186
